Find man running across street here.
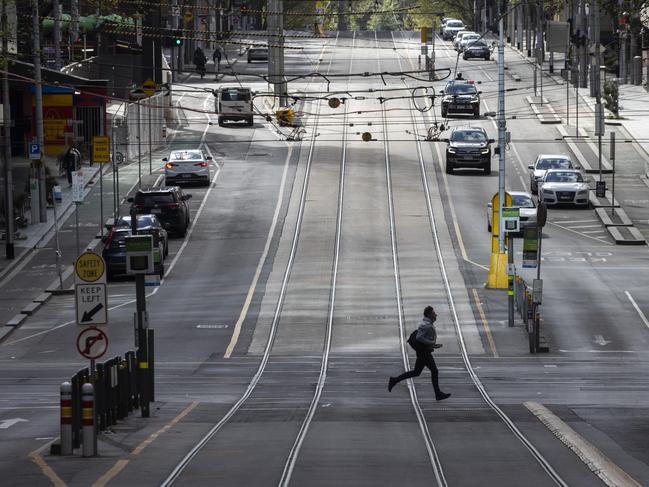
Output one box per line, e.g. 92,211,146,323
388,306,451,401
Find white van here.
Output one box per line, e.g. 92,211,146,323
217,87,254,126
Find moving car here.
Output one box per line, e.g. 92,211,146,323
442,20,465,40
453,31,474,50
538,169,590,207
217,87,254,126
128,187,192,237
440,79,481,118
163,149,212,186
463,40,491,60
440,18,457,34
487,191,537,233
459,33,481,52
247,47,268,63
528,154,574,194
444,126,494,175
102,215,166,280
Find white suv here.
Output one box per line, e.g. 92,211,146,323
443,20,465,40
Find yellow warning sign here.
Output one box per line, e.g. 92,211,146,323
141,78,157,97
92,135,110,163
75,251,106,283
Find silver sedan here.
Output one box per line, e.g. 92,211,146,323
164,149,212,187
487,191,537,233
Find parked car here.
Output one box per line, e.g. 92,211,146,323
444,126,494,175
442,20,465,40
440,79,481,118
217,86,254,126
463,40,491,60
440,18,457,35
487,191,537,233
247,47,268,63
163,149,211,187
538,169,590,207
528,154,574,194
128,187,192,237
102,217,166,280
458,33,481,52
114,214,168,257
453,31,474,50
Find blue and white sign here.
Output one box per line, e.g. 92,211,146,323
28,142,41,160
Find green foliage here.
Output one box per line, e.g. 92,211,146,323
367,0,403,31
603,80,619,118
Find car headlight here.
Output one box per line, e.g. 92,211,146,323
448,148,456,154
577,190,588,195
471,98,479,103
481,148,490,154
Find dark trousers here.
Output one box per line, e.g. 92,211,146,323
393,349,442,395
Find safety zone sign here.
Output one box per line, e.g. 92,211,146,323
76,283,107,325
76,326,109,360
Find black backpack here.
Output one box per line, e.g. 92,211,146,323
407,330,424,351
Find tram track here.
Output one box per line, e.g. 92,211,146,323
391,30,569,486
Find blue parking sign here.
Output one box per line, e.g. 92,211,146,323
29,142,41,160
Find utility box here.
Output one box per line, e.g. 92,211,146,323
596,180,606,198
125,235,154,274
502,207,520,233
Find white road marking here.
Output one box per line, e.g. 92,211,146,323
568,224,601,229
0,418,28,429
625,291,649,330
557,219,599,224
593,335,611,346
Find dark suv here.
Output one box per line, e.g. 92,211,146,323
440,80,481,118
128,187,192,237
444,127,494,175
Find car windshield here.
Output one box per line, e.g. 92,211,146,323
545,171,583,182
447,21,463,28
451,130,486,142
116,215,156,228
134,193,175,205
446,83,477,94
171,151,202,161
537,158,572,170
463,35,480,41
468,41,488,48
221,89,251,102
512,195,535,208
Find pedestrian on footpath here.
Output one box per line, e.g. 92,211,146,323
212,47,222,74
63,145,79,186
388,306,451,401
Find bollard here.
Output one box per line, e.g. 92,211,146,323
60,382,73,455
633,56,642,86
81,383,96,457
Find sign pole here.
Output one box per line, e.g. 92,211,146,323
99,160,103,237
75,203,80,257
610,132,616,217
508,237,514,327
52,190,63,289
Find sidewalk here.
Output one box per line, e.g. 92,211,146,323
0,159,101,281
504,40,649,179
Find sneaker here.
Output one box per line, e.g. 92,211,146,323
436,392,451,401
388,377,397,392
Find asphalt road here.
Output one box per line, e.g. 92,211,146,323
1,31,649,487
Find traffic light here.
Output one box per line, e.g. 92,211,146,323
173,30,183,47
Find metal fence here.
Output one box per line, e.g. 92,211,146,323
513,275,547,353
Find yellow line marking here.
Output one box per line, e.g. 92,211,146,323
224,145,294,358
28,440,67,487
471,289,499,358
131,401,200,456
90,460,130,487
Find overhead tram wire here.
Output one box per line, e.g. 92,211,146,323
393,30,569,487
374,30,448,487
160,32,344,487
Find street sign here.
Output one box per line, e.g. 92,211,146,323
502,207,520,233
92,135,110,163
141,78,157,97
76,283,108,325
75,251,106,283
29,142,41,160
523,226,539,268
144,274,160,287
76,326,109,359
71,170,84,203
125,235,154,274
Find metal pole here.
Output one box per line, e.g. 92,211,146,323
52,189,63,289
70,0,79,61
610,131,616,216
2,0,14,259
111,122,117,218
148,98,152,175
99,160,104,236
32,0,46,223
75,203,80,256
137,103,142,188
508,236,514,327
53,0,61,70
497,2,506,254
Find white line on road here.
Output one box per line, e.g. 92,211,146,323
625,291,649,330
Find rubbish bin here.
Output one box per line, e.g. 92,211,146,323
596,180,606,198
53,186,62,202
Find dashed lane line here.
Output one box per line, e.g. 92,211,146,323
471,289,499,358
625,291,649,331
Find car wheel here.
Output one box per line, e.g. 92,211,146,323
531,182,537,195
218,117,224,126
247,59,251,63
445,161,454,174
463,55,468,60
164,242,169,258
107,271,115,282
483,164,491,175
246,117,254,127
485,55,490,61
488,220,492,232
157,264,165,279
441,107,447,118
474,108,480,118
